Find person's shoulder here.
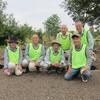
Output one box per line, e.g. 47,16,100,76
57,32,62,36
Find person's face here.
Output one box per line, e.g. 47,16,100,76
75,22,83,33
32,35,39,45
53,44,60,52
60,25,68,34
10,42,17,49
73,37,81,46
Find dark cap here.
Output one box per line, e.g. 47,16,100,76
8,37,18,44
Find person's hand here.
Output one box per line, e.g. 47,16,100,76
4,68,11,76
51,64,57,67
67,66,72,74
80,66,89,74
16,64,22,70
55,63,61,67
51,63,61,68
35,61,40,66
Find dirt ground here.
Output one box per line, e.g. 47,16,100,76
0,70,100,100
0,45,100,100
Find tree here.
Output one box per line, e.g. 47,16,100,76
0,0,7,35
43,14,61,37
61,0,100,24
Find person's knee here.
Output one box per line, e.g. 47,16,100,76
29,62,36,71
8,62,16,73
64,73,72,81
22,59,29,68
84,71,91,78
15,65,23,76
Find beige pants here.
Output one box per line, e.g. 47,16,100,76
4,63,23,76
22,59,45,72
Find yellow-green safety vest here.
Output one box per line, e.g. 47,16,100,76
49,47,62,64
7,46,20,64
29,43,42,61
81,28,89,46
72,45,87,69
57,32,71,51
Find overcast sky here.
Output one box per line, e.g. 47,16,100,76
6,0,75,31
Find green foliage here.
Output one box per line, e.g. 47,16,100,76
43,14,61,37
0,0,43,45
61,0,100,24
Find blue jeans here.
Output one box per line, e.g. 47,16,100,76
64,68,91,80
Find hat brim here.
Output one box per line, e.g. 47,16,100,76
72,35,80,39
52,42,61,46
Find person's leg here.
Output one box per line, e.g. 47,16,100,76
4,62,16,76
56,66,65,74
64,69,80,80
47,66,57,74
29,61,37,72
82,70,91,78
80,69,91,82
22,59,29,73
15,65,23,76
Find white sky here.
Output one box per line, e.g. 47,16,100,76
6,0,75,31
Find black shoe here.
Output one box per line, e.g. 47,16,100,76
0,63,4,69
36,66,40,73
47,67,56,74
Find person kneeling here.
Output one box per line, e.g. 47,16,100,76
22,34,45,72
64,34,92,82
4,37,23,76
44,40,66,74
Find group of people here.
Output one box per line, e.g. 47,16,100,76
3,20,95,83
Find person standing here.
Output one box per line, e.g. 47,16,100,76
75,20,94,50
56,25,72,58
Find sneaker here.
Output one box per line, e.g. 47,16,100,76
81,75,88,83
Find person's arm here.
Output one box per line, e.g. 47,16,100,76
4,49,8,69
44,48,51,65
68,49,72,67
86,47,93,69
60,50,66,66
25,44,29,61
39,45,46,62
19,48,22,65
56,33,60,41
88,31,94,50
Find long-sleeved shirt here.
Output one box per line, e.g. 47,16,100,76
4,47,22,68
68,44,92,69
25,44,45,62
44,47,66,66
78,29,94,50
